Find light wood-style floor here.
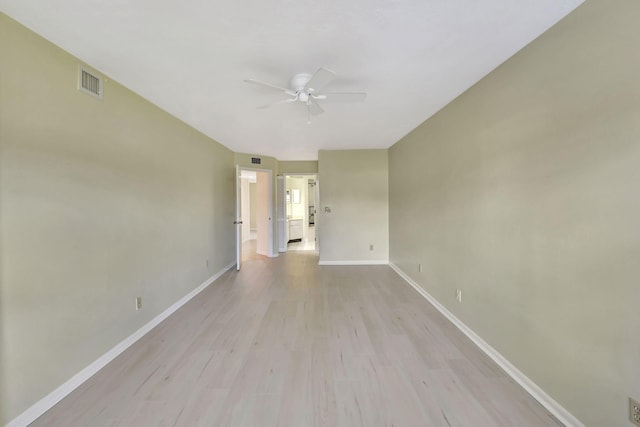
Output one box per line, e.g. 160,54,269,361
32,251,562,426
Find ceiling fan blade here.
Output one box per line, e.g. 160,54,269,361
315,92,367,102
304,67,336,93
257,96,298,110
244,79,296,96
307,97,324,116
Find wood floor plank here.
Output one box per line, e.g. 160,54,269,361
30,250,563,426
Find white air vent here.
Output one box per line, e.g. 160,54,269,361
78,65,103,99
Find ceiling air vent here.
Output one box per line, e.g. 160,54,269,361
78,65,103,99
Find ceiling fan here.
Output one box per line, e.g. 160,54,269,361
244,67,367,123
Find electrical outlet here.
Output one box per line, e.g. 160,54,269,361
369,244,374,251
630,397,640,426
418,263,422,272
456,289,462,302
135,297,142,310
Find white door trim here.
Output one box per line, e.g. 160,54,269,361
235,164,242,270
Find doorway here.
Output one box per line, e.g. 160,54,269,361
283,174,318,252
236,167,274,267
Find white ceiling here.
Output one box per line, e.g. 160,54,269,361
1,0,582,160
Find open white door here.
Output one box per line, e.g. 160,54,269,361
235,165,242,270
255,171,272,257
277,176,286,252
314,177,320,253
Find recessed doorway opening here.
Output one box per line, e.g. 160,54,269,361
283,174,318,252
236,167,275,268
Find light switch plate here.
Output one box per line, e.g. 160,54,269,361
630,397,640,426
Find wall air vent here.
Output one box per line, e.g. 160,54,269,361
78,65,103,99
251,157,261,165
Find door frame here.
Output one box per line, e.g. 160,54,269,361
235,165,242,270
281,173,319,253
236,166,276,270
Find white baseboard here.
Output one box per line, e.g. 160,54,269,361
318,260,388,266
388,262,584,427
6,261,236,427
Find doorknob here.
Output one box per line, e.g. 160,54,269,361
234,220,243,225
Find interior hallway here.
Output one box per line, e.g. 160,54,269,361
31,252,561,426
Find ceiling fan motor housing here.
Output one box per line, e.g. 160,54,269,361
290,73,313,91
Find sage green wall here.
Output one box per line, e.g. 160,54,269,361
0,13,235,423
234,153,278,172
318,150,388,263
388,0,640,425
278,160,318,175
